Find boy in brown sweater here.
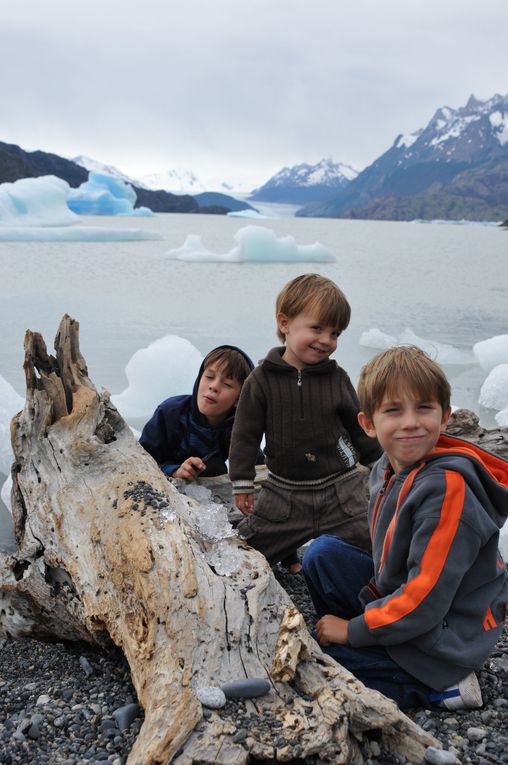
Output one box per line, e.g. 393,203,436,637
229,273,381,571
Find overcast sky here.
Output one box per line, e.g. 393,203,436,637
1,0,507,186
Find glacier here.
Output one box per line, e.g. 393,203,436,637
165,225,335,263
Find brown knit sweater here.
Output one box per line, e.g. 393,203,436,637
229,347,382,493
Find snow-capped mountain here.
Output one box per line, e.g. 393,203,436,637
299,94,508,221
72,155,140,185
138,169,255,195
250,158,358,204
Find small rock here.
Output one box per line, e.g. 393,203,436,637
112,703,141,731
28,721,41,739
196,687,226,709
220,678,271,699
466,726,486,742
424,746,460,765
36,693,51,705
79,656,94,676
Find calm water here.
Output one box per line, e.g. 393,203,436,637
0,213,506,425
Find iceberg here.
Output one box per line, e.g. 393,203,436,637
111,335,203,419
473,334,508,373
360,327,474,365
165,225,336,263
0,175,79,227
0,175,160,241
0,374,24,476
479,364,508,413
67,172,154,216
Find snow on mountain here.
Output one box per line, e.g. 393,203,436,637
250,158,358,204
391,93,508,165
72,155,140,186
138,169,255,195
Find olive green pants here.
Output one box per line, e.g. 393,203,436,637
237,467,371,565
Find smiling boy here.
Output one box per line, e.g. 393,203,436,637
303,345,508,709
228,273,382,571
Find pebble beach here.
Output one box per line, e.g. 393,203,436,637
0,567,506,765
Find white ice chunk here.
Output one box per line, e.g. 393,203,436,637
500,521,508,560
183,483,212,503
479,364,508,412
359,328,397,349
111,335,203,419
191,501,236,543
1,475,12,514
495,408,508,427
205,539,242,576
0,176,78,227
227,209,268,219
473,335,508,373
165,225,335,263
68,172,153,216
0,375,24,476
360,327,474,365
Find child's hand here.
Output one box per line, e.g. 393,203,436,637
316,615,349,646
235,493,254,515
172,457,206,481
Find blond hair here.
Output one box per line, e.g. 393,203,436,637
357,345,451,419
275,273,350,342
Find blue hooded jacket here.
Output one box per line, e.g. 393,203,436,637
139,345,259,477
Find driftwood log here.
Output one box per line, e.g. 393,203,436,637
4,315,497,765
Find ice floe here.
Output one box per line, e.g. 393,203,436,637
165,225,335,262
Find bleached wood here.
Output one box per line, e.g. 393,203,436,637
0,315,444,764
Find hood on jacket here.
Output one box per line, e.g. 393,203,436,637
191,345,256,428
426,434,508,530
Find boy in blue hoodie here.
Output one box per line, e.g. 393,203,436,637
140,345,257,480
303,345,508,710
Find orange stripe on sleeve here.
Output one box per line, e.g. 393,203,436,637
483,607,497,631
365,470,465,630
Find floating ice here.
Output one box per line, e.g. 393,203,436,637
0,175,160,241
68,172,153,216
473,335,508,373
227,209,268,219
1,475,12,514
0,176,79,227
165,225,335,263
0,374,24,476
359,328,396,350
111,335,203,419
360,327,474,365
478,364,508,412
496,408,508,427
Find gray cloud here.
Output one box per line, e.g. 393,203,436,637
1,0,507,185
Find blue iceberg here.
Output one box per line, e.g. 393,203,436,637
67,172,154,216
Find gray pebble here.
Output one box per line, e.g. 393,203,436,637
220,678,271,699
196,687,227,708
79,656,94,676
424,746,460,764
466,726,486,741
112,702,141,731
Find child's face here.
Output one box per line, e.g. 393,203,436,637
197,362,242,426
358,389,451,473
277,311,340,369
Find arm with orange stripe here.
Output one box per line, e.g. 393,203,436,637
348,469,487,648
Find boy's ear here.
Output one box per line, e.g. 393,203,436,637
440,407,452,432
277,312,289,337
358,411,377,438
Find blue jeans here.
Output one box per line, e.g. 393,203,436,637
302,535,434,709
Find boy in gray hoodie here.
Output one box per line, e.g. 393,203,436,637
303,345,508,709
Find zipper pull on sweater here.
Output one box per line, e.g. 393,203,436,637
297,370,302,387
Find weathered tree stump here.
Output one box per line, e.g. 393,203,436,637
0,316,442,764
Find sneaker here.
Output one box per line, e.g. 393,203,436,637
431,672,483,710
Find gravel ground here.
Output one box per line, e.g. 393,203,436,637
0,570,506,765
